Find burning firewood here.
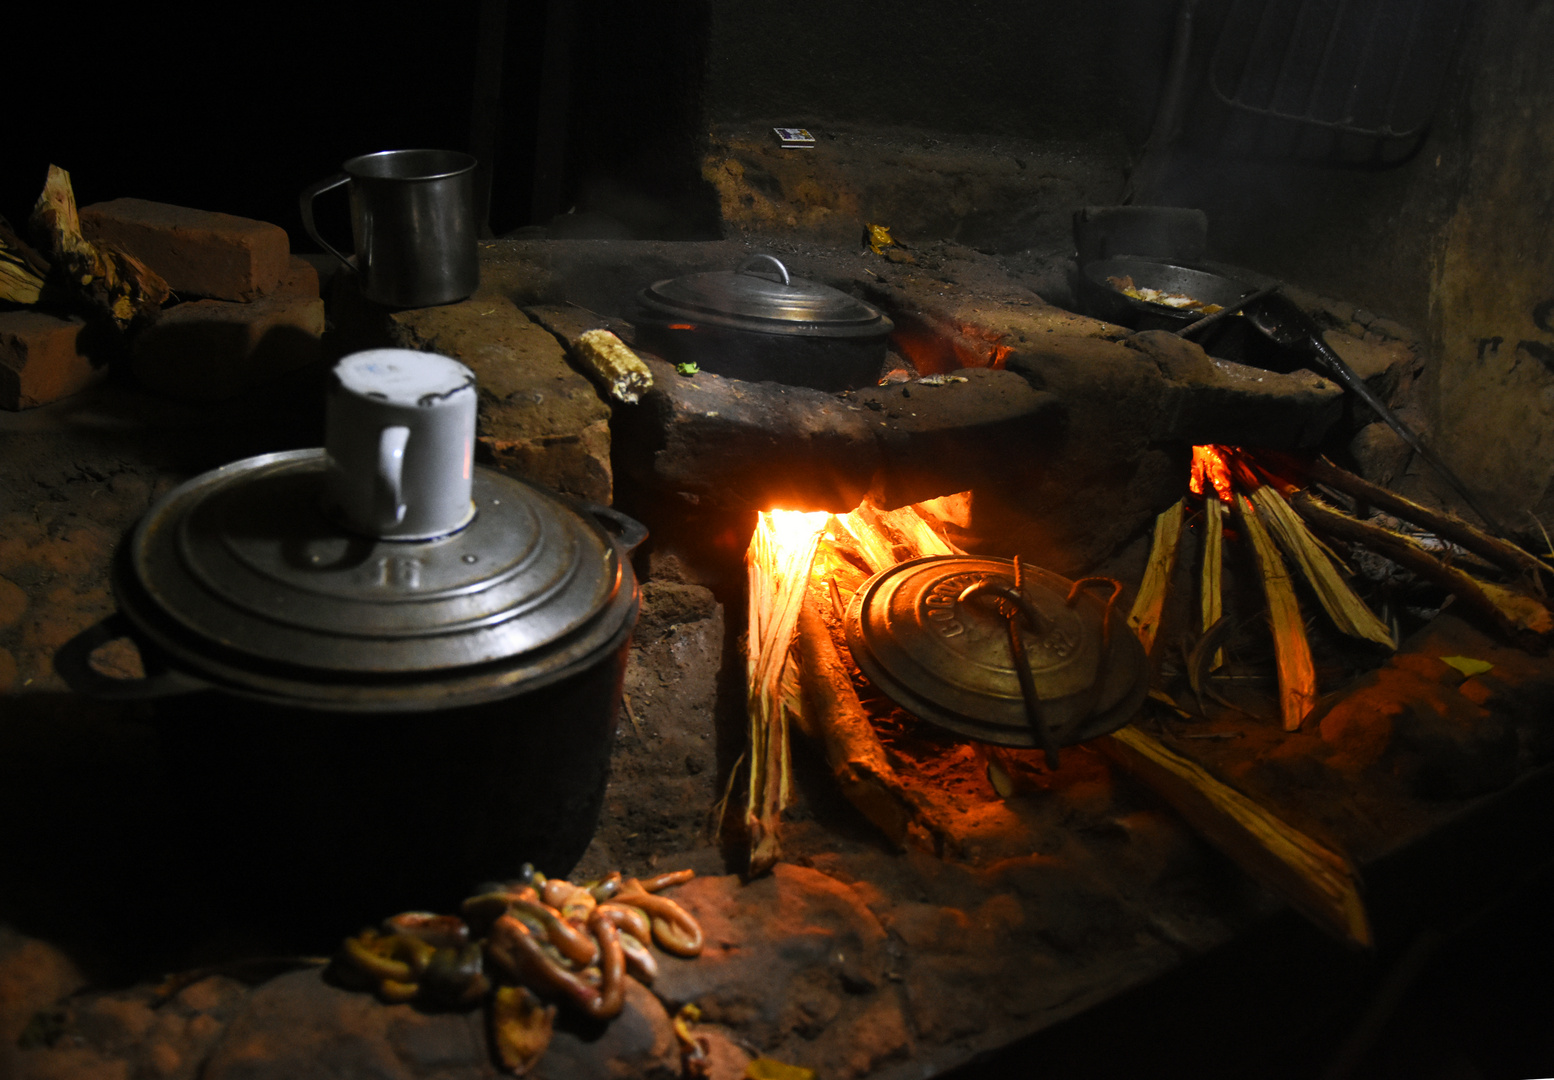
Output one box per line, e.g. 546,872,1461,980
743,510,828,874
1128,497,1185,655
794,596,957,852
1290,491,1552,644
835,501,900,574
868,501,963,558
1100,726,1372,948
1199,495,1225,671
1236,492,1319,731
29,165,169,330
1248,485,1396,650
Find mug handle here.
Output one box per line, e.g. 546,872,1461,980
299,172,355,270
54,613,212,701
376,425,411,528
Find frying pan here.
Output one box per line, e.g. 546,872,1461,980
1076,255,1256,332
1079,257,1503,534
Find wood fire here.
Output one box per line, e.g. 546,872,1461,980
735,447,1553,949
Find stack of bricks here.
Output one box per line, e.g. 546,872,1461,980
0,200,327,409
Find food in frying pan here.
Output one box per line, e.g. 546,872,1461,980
1107,274,1224,314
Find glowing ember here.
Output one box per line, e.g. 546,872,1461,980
1190,445,1234,503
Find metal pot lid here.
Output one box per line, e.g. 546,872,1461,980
844,555,1147,749
118,449,631,691
637,254,893,339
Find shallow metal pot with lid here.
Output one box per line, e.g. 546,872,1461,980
845,555,1148,754
635,254,894,391
56,350,646,921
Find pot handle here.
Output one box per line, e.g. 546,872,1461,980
737,254,791,286
54,613,213,701
586,504,649,557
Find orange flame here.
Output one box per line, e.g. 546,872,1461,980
1190,445,1234,503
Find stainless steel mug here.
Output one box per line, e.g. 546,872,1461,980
323,349,478,540
301,149,479,308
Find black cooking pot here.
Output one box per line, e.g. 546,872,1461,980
56,448,645,922
1077,254,1256,332
635,254,894,391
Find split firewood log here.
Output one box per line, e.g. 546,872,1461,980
1237,492,1319,731
794,594,960,854
1100,725,1372,948
1128,498,1184,655
1199,495,1225,670
1249,485,1396,650
834,501,901,575
29,165,169,330
1291,491,1552,646
0,217,48,304
1273,453,1552,592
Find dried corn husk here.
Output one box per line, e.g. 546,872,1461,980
1238,493,1318,731
1102,725,1372,948
1128,498,1185,655
1250,486,1395,650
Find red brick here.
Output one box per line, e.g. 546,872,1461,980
272,254,321,299
132,296,325,401
0,311,103,410
79,198,290,301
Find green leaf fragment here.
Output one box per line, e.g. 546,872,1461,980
676,361,699,376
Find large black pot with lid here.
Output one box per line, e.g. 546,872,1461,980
57,349,646,924
635,254,895,391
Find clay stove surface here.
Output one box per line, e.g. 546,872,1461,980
3,240,1553,1080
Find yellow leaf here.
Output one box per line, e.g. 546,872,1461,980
747,1059,817,1080
1440,655,1493,678
987,758,1016,798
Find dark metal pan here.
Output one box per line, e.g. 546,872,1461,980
1076,255,1255,332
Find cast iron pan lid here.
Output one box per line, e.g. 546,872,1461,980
637,254,893,339
844,554,1147,748
113,449,636,709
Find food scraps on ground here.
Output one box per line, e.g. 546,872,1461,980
673,1003,713,1078
334,865,705,1075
